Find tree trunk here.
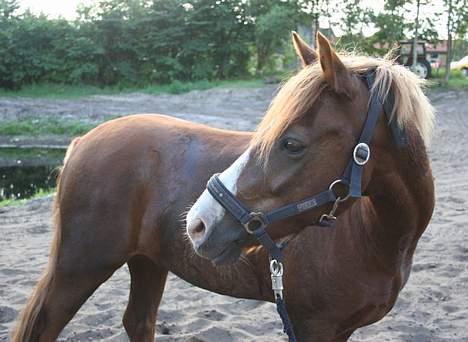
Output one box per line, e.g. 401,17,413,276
310,0,320,49
444,0,453,84
256,46,267,75
412,0,421,70
311,19,318,48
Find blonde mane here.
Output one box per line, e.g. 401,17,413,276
252,54,435,160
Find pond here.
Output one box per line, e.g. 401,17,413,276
0,148,65,201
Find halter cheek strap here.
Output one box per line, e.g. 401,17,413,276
344,71,381,197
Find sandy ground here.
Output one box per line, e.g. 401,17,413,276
0,87,275,149
0,87,276,129
0,86,467,341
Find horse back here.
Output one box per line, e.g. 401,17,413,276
56,114,251,271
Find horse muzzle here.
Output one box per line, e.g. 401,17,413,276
187,217,245,265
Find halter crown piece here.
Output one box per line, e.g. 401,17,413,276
206,71,405,342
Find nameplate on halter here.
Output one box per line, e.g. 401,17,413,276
297,199,317,212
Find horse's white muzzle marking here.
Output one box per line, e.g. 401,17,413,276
186,148,251,243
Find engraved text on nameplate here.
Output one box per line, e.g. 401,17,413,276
297,199,317,212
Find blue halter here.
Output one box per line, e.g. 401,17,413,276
206,70,406,341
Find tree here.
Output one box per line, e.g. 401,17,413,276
444,0,467,82
337,0,372,52
368,1,410,54
187,0,253,79
0,0,18,19
411,0,421,70
254,4,296,73
289,0,331,48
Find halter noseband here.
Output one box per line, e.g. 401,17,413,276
204,70,405,341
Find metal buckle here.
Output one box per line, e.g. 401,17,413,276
243,212,267,234
270,259,284,299
353,143,370,165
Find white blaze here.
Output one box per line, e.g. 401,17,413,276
186,148,251,237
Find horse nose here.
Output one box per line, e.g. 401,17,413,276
187,218,207,245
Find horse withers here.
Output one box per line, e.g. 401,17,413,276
14,32,434,341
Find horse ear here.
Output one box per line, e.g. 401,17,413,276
316,31,352,97
292,31,317,67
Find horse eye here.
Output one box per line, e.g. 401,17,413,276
282,138,305,155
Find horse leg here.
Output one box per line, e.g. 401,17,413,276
13,203,128,341
290,317,341,342
333,330,354,341
41,266,119,341
123,255,168,341
13,257,121,342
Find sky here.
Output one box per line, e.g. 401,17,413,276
17,0,449,38
18,0,92,19
18,0,387,20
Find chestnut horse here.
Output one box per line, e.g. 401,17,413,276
13,32,434,341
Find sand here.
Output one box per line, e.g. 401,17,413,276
0,87,467,341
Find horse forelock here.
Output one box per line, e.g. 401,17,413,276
251,54,435,163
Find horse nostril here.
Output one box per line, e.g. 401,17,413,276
193,221,205,234
188,219,206,242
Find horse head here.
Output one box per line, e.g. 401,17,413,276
186,32,433,265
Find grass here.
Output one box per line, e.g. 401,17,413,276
444,75,468,89
0,71,463,100
0,188,55,208
0,118,97,137
0,78,266,99
0,147,65,160
0,84,118,98
429,69,468,90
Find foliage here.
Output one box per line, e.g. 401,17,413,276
0,147,64,160
0,78,264,98
0,118,96,136
0,188,55,207
0,0,465,90
430,69,468,88
0,0,255,89
336,0,373,53
443,0,468,82
366,1,411,54
0,0,18,18
253,3,298,73
446,0,468,40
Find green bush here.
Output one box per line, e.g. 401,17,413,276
0,0,261,89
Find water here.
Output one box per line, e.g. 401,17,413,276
0,148,64,201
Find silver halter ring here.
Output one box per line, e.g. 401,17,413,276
329,179,351,202
353,143,371,166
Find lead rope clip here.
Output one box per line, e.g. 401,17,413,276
318,196,341,226
270,259,284,299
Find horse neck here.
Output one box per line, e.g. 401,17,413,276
361,131,435,269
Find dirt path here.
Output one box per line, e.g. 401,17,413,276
0,87,276,149
0,87,467,341
0,86,276,129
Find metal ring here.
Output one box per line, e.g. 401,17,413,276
353,143,370,166
329,179,350,202
243,212,266,234
270,259,283,276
